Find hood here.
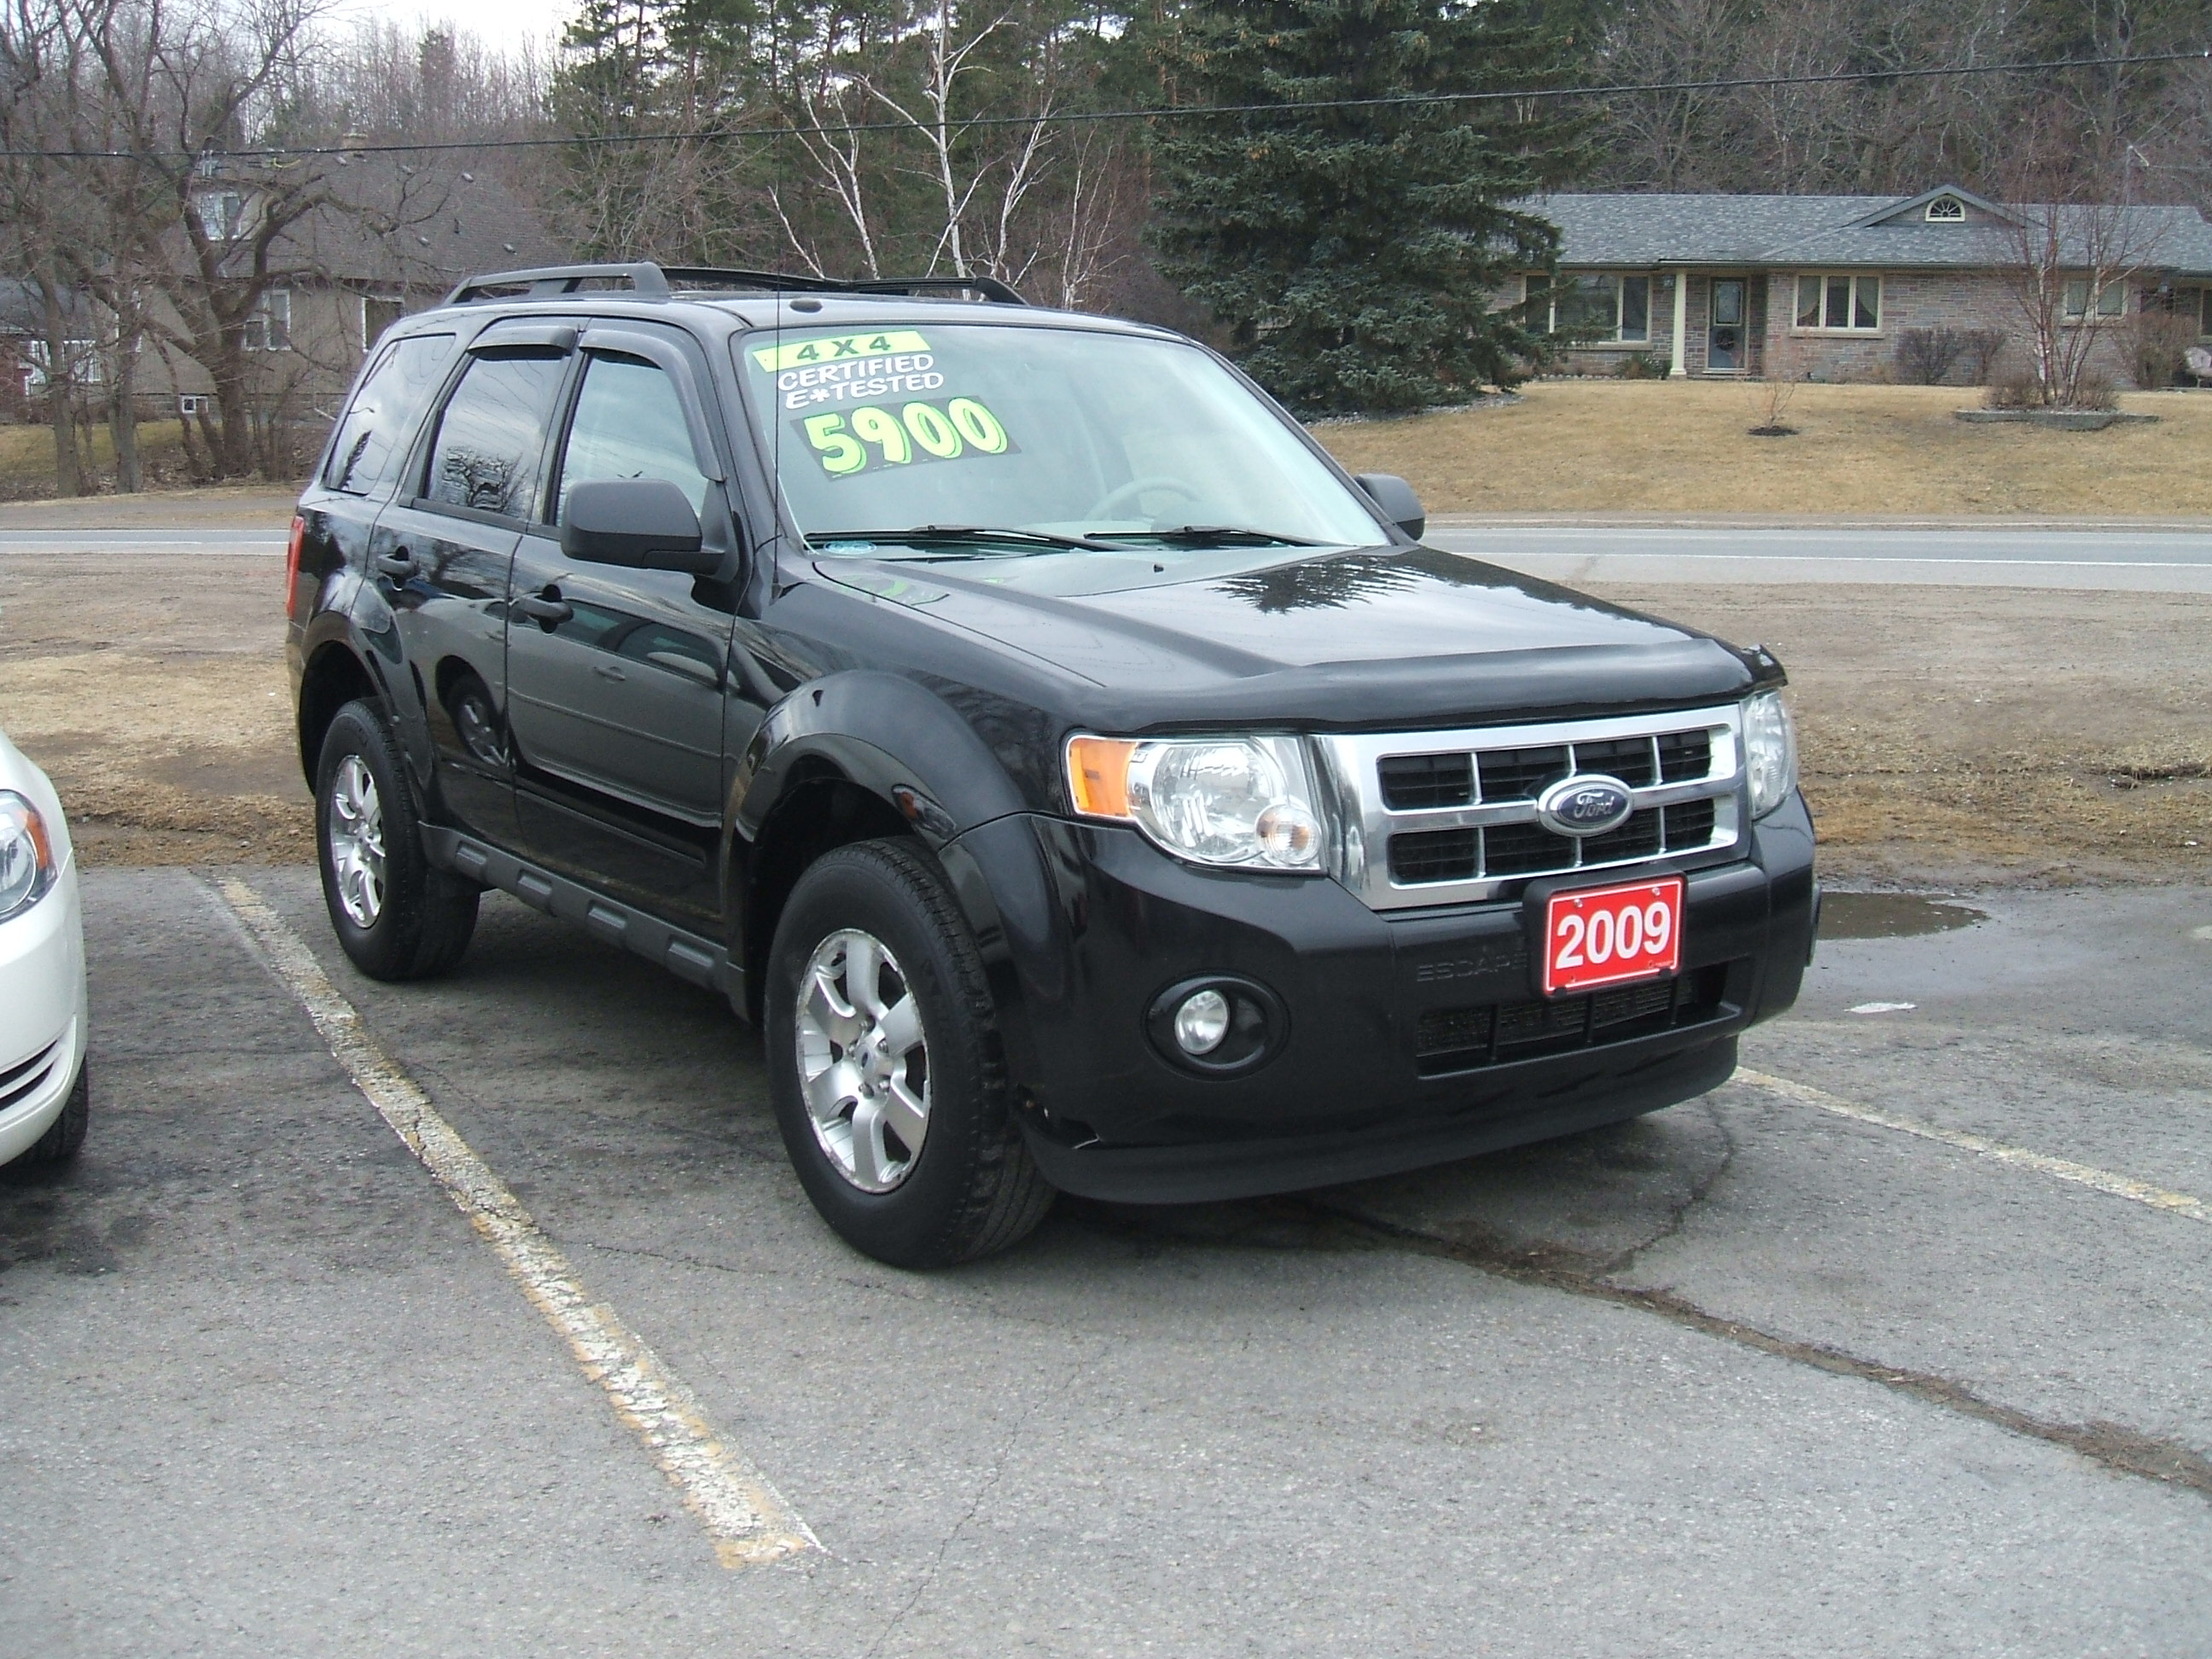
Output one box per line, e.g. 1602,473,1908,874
815,544,1769,732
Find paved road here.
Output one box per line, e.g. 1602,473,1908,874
1428,523,2212,591
3,867,2209,1655
0,527,285,558
7,514,2212,590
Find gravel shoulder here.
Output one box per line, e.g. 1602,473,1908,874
1593,582,2212,887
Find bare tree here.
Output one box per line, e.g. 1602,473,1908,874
56,0,352,478
1996,175,2166,407
0,0,96,492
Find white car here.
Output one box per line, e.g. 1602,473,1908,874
0,725,87,1169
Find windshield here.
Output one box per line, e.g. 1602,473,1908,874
736,322,1388,552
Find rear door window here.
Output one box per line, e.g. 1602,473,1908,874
420,349,569,521
323,333,456,495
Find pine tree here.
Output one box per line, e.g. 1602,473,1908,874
1150,0,1590,414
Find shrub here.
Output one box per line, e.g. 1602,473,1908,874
2070,371,2120,411
1895,326,2012,387
1615,351,1670,379
1984,366,2040,409
2127,309,2200,390
1959,329,2007,386
1895,327,1966,384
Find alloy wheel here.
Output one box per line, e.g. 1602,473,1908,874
327,754,387,928
794,928,931,1192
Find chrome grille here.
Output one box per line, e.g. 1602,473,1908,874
1315,705,1744,911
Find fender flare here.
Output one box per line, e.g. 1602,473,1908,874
731,669,1033,848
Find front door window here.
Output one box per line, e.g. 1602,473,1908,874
1708,279,1746,372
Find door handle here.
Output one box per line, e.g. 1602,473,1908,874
374,548,416,579
591,662,627,682
512,588,573,627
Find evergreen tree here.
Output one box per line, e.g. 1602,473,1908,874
1150,0,1590,413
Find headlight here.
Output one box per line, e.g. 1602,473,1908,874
1743,690,1798,818
1066,734,1324,871
0,790,59,921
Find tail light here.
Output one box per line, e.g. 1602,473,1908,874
285,515,306,619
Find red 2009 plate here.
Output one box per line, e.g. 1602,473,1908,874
1542,876,1684,995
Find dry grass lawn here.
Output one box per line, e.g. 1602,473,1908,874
1315,381,2212,519
0,421,189,500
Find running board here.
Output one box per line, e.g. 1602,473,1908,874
419,826,748,1017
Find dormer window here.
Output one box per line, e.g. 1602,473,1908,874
1925,195,1965,222
195,189,245,241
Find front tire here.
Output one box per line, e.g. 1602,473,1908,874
14,1064,88,1168
316,700,479,981
765,840,1054,1267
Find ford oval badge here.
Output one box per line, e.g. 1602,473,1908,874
1534,774,1636,838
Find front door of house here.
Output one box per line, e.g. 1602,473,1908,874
1708,278,1747,371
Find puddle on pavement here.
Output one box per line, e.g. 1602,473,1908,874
1819,892,1988,940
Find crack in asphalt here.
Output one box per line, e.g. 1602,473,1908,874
1307,1202,2212,1504
859,1359,1069,1659
1597,1098,1738,1279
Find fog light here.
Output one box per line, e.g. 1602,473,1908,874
1145,975,1289,1077
1173,988,1231,1055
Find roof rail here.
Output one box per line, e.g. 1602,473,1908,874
443,261,1027,309
443,263,672,306
660,267,1027,306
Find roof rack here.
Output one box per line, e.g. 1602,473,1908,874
443,263,672,306
442,261,1026,308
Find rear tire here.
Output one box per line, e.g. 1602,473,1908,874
765,839,1054,1267
15,1063,88,1168
316,699,479,981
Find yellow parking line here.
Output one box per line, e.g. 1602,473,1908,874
215,877,817,1569
1738,1067,2210,1225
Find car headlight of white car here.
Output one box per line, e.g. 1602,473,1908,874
0,790,59,922
1066,734,1325,871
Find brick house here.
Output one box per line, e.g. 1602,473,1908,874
1520,185,2212,384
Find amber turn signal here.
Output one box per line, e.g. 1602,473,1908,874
1065,736,1138,818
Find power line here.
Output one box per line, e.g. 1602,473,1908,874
1,46,2205,161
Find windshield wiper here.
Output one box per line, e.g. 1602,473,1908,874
1090,525,1326,548
806,525,1116,554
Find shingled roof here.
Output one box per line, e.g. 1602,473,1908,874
1529,186,2212,277
209,154,564,288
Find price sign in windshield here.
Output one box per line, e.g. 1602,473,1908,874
750,330,932,373
793,398,1016,480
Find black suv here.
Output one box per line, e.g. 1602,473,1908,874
288,262,1815,1267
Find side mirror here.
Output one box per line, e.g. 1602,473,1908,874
561,478,716,573
1353,472,1425,542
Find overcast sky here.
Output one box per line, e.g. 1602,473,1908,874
324,0,568,56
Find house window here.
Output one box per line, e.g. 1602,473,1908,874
1795,273,1881,332
195,190,245,241
2201,288,2212,337
178,394,207,416
25,338,102,388
1551,273,1651,342
2062,279,2127,320
244,288,291,352
1924,195,1965,222
362,294,405,350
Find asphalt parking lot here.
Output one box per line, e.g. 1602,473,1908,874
4,864,2209,1655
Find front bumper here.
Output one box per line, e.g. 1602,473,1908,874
0,860,89,1166
942,792,1816,1203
